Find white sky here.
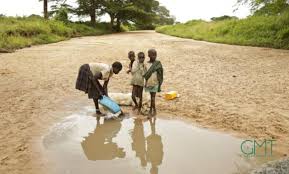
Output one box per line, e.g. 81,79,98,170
0,0,251,22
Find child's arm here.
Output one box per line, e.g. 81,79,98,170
131,62,139,74
127,61,133,74
142,64,147,75
93,72,105,96
103,79,109,96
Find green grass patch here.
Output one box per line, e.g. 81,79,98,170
0,16,112,51
156,12,289,49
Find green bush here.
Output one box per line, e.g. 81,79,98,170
156,12,289,49
0,17,112,51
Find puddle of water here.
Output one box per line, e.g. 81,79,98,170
42,108,278,174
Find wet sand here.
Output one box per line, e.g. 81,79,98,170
0,31,289,173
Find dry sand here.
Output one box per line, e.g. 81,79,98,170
0,31,289,173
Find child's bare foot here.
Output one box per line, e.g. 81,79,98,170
96,110,105,116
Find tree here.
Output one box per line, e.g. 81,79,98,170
39,0,65,19
254,0,289,15
49,0,74,22
100,0,173,31
40,0,49,19
154,5,175,26
100,0,128,30
211,15,238,21
100,0,153,31
76,0,102,25
132,0,159,29
51,4,72,22
74,0,174,30
237,0,289,14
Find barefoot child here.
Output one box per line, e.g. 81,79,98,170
144,49,163,116
76,62,123,117
127,51,135,74
131,52,147,113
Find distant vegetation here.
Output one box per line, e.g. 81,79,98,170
0,15,111,51
0,0,175,52
210,15,238,21
42,0,175,31
156,0,289,49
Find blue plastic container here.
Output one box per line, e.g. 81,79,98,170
99,96,121,114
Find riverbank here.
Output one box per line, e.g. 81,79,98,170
156,12,289,50
0,16,112,52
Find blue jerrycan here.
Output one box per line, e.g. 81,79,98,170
99,95,121,114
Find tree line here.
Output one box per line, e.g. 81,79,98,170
210,0,289,22
237,0,289,15
40,0,175,31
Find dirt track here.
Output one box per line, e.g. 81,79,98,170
0,31,289,173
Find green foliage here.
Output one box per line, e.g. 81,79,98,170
254,0,289,15
237,0,289,14
154,5,175,25
54,7,70,23
74,0,174,31
99,0,153,31
156,12,289,49
211,15,238,21
0,16,112,51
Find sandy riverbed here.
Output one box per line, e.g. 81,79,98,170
0,31,289,173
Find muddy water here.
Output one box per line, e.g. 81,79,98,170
42,108,276,174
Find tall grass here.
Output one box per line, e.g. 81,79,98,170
156,12,289,49
0,16,112,51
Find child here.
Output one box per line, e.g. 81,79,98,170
127,51,135,74
131,52,147,113
76,62,123,117
143,49,163,117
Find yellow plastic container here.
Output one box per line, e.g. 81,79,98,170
165,91,178,100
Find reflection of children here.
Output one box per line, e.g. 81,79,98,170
144,49,163,116
131,119,147,167
127,51,136,74
146,118,163,174
81,120,126,160
131,52,147,113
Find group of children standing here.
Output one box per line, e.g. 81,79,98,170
75,49,163,118
127,49,163,117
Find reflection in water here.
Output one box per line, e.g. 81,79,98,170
131,119,147,167
43,112,266,174
147,118,164,174
81,119,126,160
131,118,164,174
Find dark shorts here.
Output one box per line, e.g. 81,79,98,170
132,85,143,98
75,64,101,99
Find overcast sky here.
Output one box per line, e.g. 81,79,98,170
0,0,251,22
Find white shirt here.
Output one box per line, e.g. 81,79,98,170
89,63,113,81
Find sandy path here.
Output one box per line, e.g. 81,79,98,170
0,31,289,173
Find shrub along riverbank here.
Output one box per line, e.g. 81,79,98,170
156,12,289,49
0,16,112,52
